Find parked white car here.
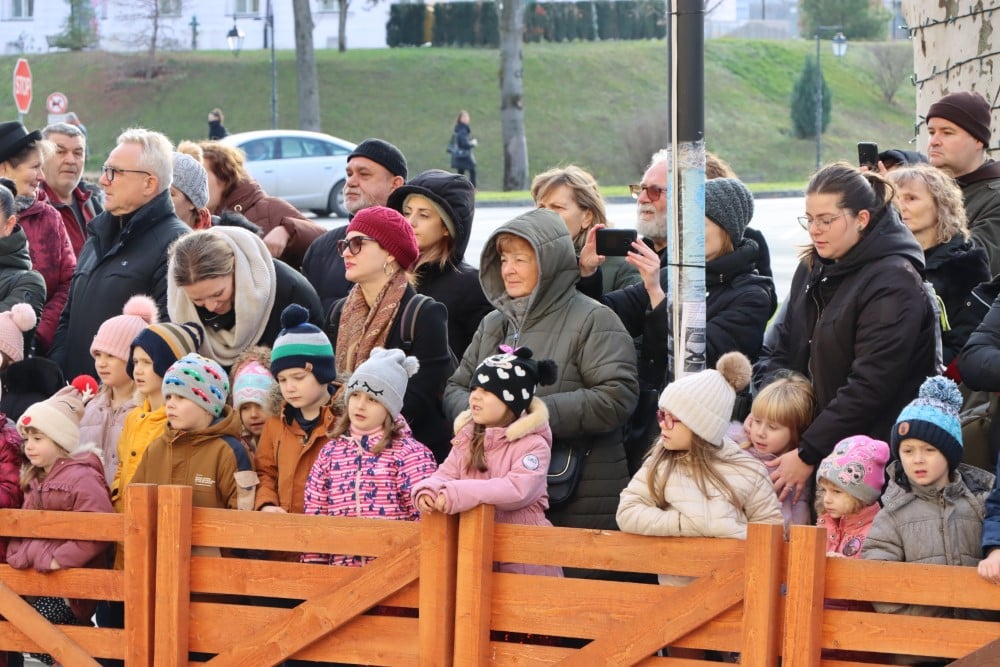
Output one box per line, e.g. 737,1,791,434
220,130,356,218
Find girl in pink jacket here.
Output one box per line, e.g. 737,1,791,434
413,346,562,577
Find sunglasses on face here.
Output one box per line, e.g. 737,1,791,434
336,235,379,257
657,409,681,429
629,183,666,202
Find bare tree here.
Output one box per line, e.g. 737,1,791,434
499,0,528,191
292,0,321,131
114,0,183,78
864,43,913,105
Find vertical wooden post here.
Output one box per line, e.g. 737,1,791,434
418,510,459,667
782,525,827,665
153,485,193,667
123,484,158,667
453,504,495,666
740,523,785,667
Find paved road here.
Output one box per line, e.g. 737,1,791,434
316,196,807,300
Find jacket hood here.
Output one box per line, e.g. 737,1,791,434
882,460,994,509
957,159,1000,187
221,178,266,214
924,235,990,276
707,237,762,287
453,396,549,441
386,169,475,262
479,208,579,323
45,449,105,482
0,224,33,270
816,205,925,278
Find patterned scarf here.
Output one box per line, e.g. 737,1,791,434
335,271,408,375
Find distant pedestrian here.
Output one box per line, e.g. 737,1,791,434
448,111,478,187
208,108,228,140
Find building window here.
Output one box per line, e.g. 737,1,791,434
235,0,259,16
316,0,336,12
159,0,181,16
10,0,34,19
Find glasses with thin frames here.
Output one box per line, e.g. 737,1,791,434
336,235,379,257
797,212,847,231
101,165,152,182
629,183,666,202
656,409,681,430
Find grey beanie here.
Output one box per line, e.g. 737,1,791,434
172,152,209,210
344,347,419,419
704,177,754,245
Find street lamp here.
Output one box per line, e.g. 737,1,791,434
226,1,277,129
814,27,847,170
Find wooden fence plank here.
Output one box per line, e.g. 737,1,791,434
741,523,784,667
204,533,421,666
453,504,496,665
948,637,1000,667
418,510,458,667
556,553,746,665
782,525,827,666
153,485,193,667
0,508,120,541
823,611,999,658
0,579,98,666
825,558,1000,610
123,483,157,667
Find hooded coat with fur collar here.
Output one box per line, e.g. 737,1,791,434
413,397,561,577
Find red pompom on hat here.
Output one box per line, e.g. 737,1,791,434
346,206,420,271
17,374,100,454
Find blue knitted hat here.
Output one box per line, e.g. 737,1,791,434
270,304,335,384
891,376,963,470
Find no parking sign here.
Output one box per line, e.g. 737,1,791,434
46,92,68,114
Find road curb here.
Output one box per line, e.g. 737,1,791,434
475,190,803,208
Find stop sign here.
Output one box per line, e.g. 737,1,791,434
12,58,31,114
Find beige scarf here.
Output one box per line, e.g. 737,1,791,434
335,271,408,375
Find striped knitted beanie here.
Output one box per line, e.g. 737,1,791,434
270,304,335,383
129,321,204,379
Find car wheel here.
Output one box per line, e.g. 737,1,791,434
328,180,348,218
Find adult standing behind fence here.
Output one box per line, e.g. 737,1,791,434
50,128,190,380
443,209,638,533
40,122,103,257
754,163,937,506
448,111,478,187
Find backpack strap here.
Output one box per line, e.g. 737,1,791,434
323,297,346,345
399,293,431,353
220,434,254,472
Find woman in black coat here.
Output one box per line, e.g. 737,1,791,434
387,170,492,360
755,163,937,504
887,164,989,367
448,111,477,187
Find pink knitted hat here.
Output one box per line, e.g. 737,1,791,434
232,359,276,409
816,436,890,505
91,295,159,362
0,303,37,365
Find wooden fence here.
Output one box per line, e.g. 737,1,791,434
0,485,996,665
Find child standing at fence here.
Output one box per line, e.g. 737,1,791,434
302,347,436,566
413,346,561,577
229,346,279,456
80,295,158,488
863,376,995,622
816,436,889,559
738,373,816,531
7,376,112,666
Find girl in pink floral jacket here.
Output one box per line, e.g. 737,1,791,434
413,346,562,577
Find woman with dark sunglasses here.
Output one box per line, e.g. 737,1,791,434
324,206,453,461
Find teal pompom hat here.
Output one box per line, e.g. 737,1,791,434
891,375,963,470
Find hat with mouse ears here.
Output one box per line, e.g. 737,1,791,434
470,345,558,417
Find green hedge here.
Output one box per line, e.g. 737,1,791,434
387,1,665,48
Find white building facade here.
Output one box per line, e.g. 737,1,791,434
1,0,392,54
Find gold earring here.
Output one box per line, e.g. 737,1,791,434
383,261,395,277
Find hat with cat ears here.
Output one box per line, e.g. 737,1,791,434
469,346,557,417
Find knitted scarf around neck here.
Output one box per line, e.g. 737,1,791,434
335,271,407,375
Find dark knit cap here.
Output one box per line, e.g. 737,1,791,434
926,91,992,146
270,304,336,384
348,138,408,179
469,346,557,418
891,376,964,471
346,205,420,270
704,177,754,244
129,321,205,379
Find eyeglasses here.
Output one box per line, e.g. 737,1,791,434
657,409,681,430
101,165,152,182
797,212,847,231
336,235,379,257
629,184,666,202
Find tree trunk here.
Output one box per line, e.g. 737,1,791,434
292,0,321,131
338,0,350,52
499,0,528,191
145,1,159,79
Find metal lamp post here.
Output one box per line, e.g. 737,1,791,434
814,27,847,170
226,2,277,129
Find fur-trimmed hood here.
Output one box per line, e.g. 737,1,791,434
453,396,549,442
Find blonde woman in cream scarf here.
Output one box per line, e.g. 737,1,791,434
166,226,323,370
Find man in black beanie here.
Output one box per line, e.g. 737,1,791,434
301,138,408,311
925,91,1000,274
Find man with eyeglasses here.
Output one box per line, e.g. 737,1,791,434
631,149,671,260
301,138,408,313
50,128,190,379
40,122,104,257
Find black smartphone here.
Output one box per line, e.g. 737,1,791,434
858,142,879,169
595,228,638,256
